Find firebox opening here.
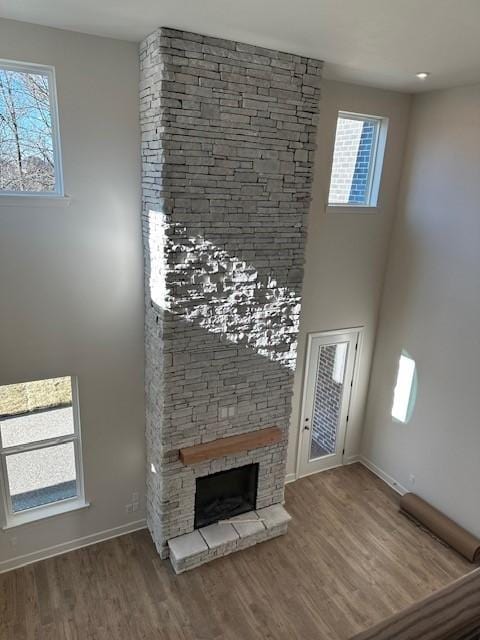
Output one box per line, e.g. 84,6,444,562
194,463,259,529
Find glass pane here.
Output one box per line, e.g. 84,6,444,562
0,67,56,192
328,115,379,205
5,442,77,512
310,342,349,460
0,377,73,448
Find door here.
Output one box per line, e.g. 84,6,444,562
298,329,359,477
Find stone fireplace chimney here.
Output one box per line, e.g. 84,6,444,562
140,27,322,572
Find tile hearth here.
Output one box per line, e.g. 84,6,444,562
168,505,291,574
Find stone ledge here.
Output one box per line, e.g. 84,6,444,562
168,505,291,574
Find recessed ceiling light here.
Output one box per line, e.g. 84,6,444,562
416,72,430,80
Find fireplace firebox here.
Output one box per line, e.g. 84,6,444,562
194,463,259,529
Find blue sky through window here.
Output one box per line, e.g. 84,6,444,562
0,66,55,192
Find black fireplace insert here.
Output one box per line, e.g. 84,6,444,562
194,463,259,529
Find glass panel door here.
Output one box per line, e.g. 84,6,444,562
299,330,359,477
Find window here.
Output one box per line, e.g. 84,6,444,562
0,59,63,196
392,352,417,423
328,111,388,208
0,376,86,527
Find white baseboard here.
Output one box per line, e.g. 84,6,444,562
0,519,147,574
359,456,408,496
285,472,297,484
284,456,407,499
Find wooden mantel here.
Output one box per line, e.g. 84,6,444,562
179,426,283,465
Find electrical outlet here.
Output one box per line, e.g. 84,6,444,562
409,474,416,486
125,503,134,514
220,405,236,419
219,406,228,419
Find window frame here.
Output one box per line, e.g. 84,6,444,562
327,110,389,213
0,376,87,529
0,58,64,198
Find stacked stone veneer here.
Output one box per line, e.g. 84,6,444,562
140,27,322,559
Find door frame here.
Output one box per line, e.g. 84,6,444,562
295,326,364,479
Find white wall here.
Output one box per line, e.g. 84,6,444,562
287,80,411,477
0,19,145,570
362,84,480,537
0,20,413,566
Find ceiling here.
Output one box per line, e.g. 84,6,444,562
1,0,480,92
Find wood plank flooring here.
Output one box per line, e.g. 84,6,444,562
352,568,480,640
0,464,471,640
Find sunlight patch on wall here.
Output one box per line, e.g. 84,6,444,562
392,351,417,423
147,214,301,370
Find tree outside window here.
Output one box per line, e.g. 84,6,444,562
0,62,61,194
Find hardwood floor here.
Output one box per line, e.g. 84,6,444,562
0,464,471,640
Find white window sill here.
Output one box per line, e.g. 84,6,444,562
0,194,71,207
326,204,380,215
2,498,89,529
